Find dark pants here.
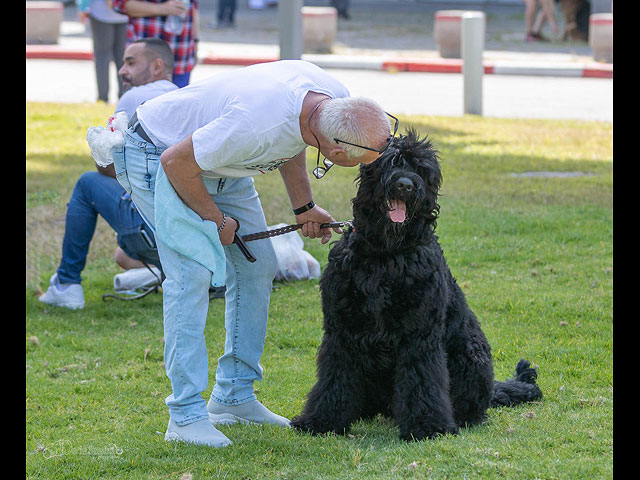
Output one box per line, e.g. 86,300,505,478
217,0,236,23
89,16,127,101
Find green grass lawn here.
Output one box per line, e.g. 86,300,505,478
26,102,612,479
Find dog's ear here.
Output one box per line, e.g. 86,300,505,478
404,128,442,194
421,140,442,194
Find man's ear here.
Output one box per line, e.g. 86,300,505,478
150,58,165,78
329,146,348,158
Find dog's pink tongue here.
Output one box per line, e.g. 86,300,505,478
389,199,406,223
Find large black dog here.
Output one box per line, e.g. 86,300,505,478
291,129,542,441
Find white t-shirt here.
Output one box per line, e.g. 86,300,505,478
115,80,178,119
136,60,350,178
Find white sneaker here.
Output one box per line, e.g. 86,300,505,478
164,418,232,448
207,399,291,428
38,273,85,310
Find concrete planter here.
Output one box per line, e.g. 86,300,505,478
434,10,466,59
434,10,485,60
26,1,64,45
589,13,613,63
302,7,337,54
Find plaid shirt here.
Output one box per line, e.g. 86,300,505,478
112,0,198,75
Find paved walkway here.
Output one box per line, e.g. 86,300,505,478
26,2,612,78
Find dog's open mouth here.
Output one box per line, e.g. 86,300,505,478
388,199,407,223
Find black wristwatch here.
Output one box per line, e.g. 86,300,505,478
293,200,315,215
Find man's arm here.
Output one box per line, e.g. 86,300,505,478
192,3,199,61
278,151,313,211
160,135,238,245
192,2,199,38
122,0,186,18
278,151,339,244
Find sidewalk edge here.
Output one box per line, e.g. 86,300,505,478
26,45,613,79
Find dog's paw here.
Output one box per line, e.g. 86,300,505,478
291,415,346,436
290,415,325,435
401,423,459,441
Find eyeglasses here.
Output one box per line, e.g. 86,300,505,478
334,112,400,155
312,112,400,180
313,157,334,179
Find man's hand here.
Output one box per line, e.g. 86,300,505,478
163,0,188,16
279,151,341,244
295,204,342,244
96,163,117,178
77,11,90,23
217,216,238,247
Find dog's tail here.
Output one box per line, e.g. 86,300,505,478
491,359,543,407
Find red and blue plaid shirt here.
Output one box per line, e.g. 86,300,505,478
112,0,198,75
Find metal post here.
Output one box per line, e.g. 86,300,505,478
462,12,485,116
279,0,304,60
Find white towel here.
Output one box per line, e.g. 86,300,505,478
154,164,226,288
113,266,162,293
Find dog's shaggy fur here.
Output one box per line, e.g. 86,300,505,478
291,130,542,441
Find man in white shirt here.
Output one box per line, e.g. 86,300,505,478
113,60,395,447
39,38,177,310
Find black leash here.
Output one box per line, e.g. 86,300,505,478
233,221,353,263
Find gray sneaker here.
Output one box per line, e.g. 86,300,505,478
207,399,291,428
38,273,85,310
164,418,232,447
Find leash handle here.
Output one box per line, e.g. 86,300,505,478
233,232,257,263
227,216,257,263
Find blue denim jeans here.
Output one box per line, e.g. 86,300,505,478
114,127,278,426
56,171,148,285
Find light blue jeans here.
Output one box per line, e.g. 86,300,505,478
113,127,278,426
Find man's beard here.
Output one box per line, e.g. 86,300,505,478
120,76,134,93
120,71,153,93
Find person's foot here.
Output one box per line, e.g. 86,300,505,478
164,418,232,447
207,399,291,428
526,31,549,42
38,273,85,310
209,20,235,29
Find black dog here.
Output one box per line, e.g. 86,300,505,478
291,129,542,441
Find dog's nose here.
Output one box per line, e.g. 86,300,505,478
395,176,414,193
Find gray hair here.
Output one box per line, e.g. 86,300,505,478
317,97,391,158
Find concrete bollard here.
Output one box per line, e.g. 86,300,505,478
279,0,304,60
302,7,338,54
589,13,613,63
434,10,466,59
462,12,485,116
26,1,64,45
590,0,613,14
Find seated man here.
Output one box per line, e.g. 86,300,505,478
39,38,178,309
